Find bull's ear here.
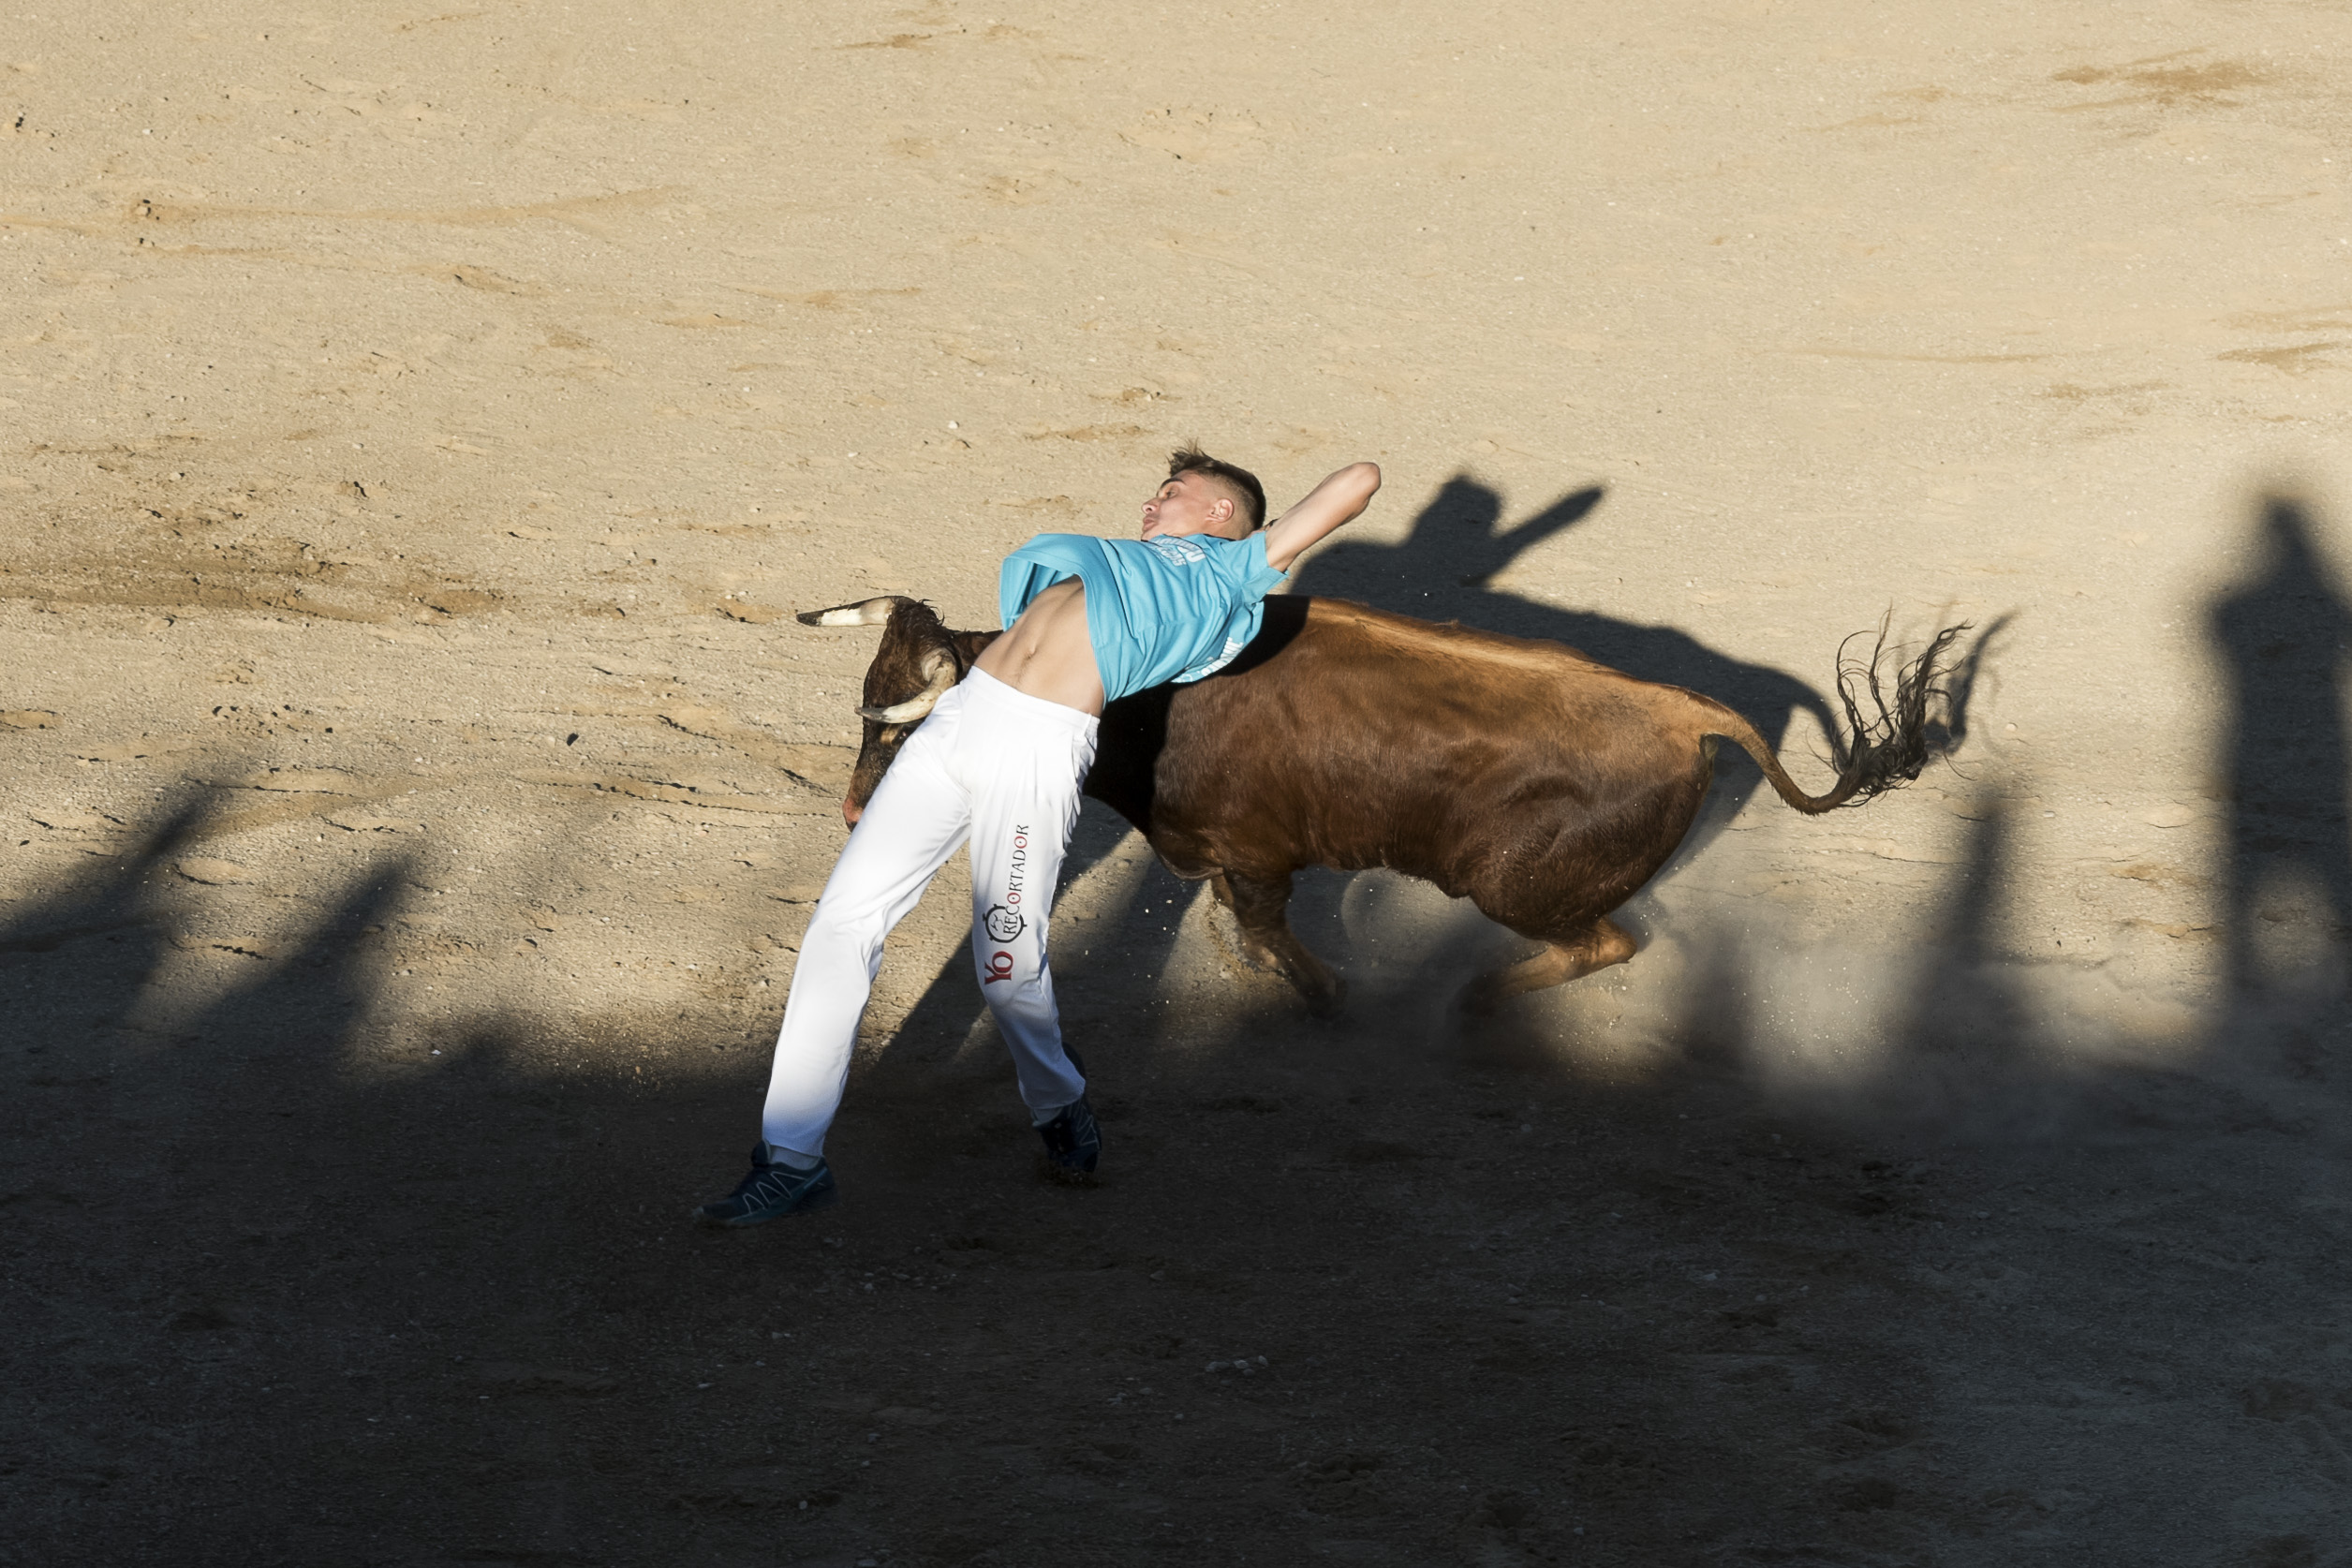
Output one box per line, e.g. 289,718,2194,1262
797,595,910,629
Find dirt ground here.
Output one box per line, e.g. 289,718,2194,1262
7,2,2352,1564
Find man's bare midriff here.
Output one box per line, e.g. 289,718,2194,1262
970,577,1106,716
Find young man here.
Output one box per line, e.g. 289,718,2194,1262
695,446,1382,1225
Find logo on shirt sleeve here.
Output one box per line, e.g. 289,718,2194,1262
1144,536,1206,565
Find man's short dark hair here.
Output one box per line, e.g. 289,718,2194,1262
1168,444,1266,531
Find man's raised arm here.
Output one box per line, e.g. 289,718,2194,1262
1261,461,1381,573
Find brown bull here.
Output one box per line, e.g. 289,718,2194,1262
799,592,1961,1013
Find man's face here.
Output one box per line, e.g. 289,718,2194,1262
1140,471,1249,541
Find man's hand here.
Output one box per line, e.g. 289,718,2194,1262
1262,462,1381,573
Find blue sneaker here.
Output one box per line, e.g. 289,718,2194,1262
693,1146,837,1227
1038,1095,1101,1178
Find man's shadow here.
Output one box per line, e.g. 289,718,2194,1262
2208,494,2352,1016
1294,475,1838,777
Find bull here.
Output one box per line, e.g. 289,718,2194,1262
798,592,1962,1013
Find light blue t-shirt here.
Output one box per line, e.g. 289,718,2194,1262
998,531,1289,703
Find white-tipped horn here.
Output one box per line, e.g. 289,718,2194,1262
797,595,910,629
855,650,958,726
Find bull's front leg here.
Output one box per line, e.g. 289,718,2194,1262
1221,869,1346,1018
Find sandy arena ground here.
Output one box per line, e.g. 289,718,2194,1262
6,2,2352,1563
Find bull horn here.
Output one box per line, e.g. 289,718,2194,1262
855,650,957,726
797,595,911,629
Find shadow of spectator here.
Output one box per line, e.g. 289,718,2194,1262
2208,495,2352,1011
7,769,1876,1568
1874,795,2049,1132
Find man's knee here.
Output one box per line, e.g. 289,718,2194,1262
803,900,892,955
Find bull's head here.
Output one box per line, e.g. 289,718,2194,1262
796,595,992,824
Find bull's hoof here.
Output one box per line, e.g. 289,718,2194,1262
1300,973,1348,1020
1455,978,1505,1018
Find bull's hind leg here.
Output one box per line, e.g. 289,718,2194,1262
1218,870,1347,1018
1459,917,1636,1016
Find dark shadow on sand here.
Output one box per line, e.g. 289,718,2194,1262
20,491,2352,1567
2209,495,2352,1012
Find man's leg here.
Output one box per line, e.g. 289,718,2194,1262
958,688,1096,1136
701,706,974,1226
757,714,972,1161
700,697,980,1227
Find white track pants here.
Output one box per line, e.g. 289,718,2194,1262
760,669,1098,1159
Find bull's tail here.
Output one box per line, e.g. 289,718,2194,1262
1700,619,1969,816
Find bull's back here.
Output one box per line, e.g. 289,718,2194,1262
1149,598,1719,896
